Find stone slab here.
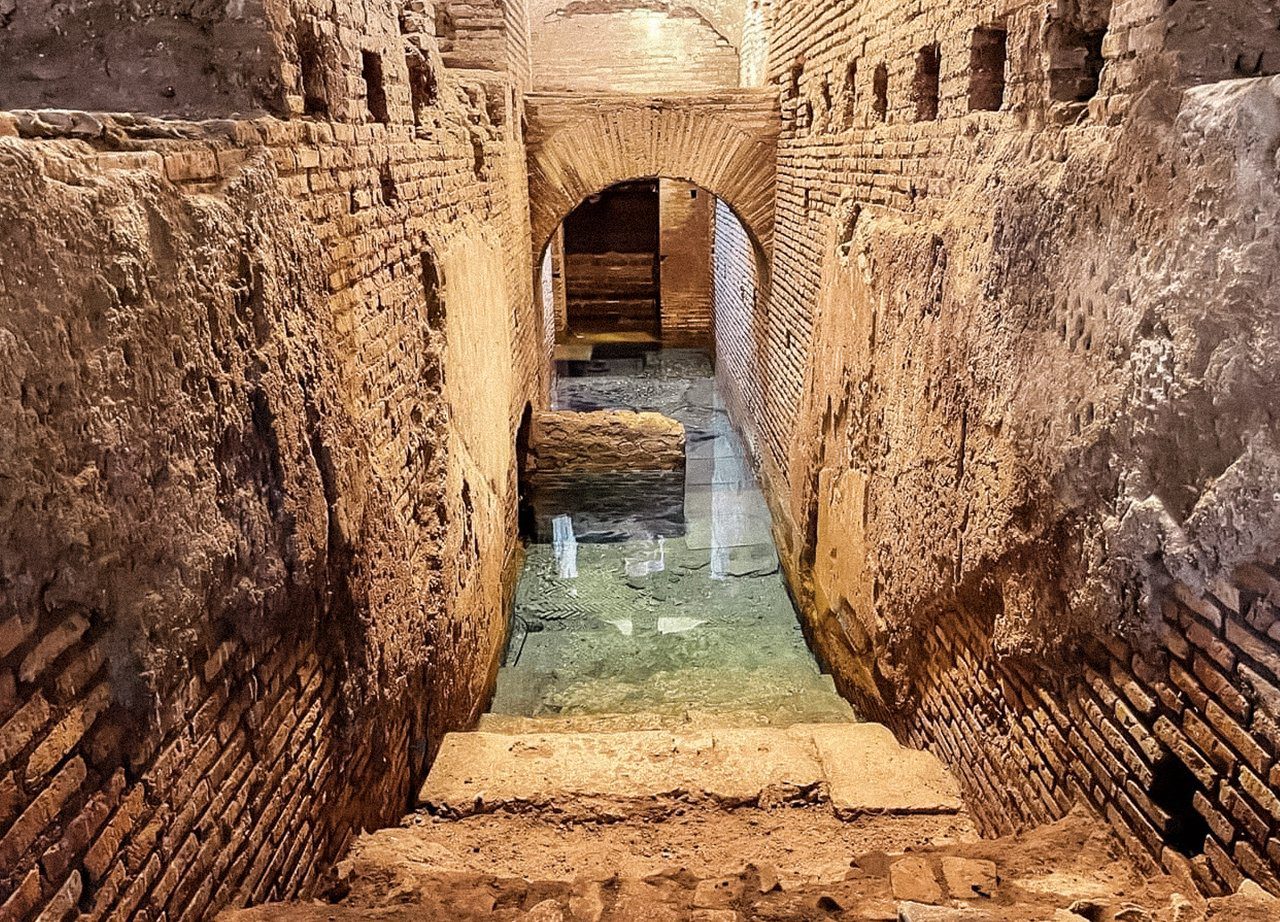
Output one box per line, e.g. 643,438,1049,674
683,485,773,550
420,727,825,816
421,723,965,822
812,723,964,816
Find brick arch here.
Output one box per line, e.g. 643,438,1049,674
525,92,778,271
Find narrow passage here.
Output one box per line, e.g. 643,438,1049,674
489,345,856,732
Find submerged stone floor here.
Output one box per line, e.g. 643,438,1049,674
489,347,855,731
225,348,1280,921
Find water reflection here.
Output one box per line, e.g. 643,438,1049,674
551,514,578,579
488,348,856,730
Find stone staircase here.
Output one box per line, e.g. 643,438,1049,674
219,668,1269,922
219,718,1241,921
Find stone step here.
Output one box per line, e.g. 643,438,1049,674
418,723,965,821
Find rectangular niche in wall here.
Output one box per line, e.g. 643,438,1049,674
969,24,1007,111
298,31,329,116
421,251,445,331
872,63,889,122
914,44,941,121
406,51,437,125
841,59,857,126
362,50,390,123
1049,18,1107,102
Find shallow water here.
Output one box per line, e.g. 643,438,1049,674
488,349,855,729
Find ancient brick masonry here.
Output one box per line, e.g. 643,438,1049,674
901,573,1280,895
524,90,778,268
658,180,716,345
0,1,544,919
527,0,741,93
706,0,1280,898
711,198,766,462
528,411,686,473
3,0,1280,916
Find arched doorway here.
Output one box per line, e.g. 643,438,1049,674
535,176,769,393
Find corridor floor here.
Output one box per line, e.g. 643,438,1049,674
487,347,856,732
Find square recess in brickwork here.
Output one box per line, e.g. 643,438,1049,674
913,44,941,121
969,24,1007,112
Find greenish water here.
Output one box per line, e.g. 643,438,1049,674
485,349,855,731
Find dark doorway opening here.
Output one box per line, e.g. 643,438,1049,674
562,180,661,337
1149,752,1210,857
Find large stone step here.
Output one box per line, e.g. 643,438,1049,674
418,723,965,821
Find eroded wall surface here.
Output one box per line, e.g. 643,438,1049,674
711,0,1280,896
0,2,542,918
0,0,289,117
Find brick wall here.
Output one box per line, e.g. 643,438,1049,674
875,569,1280,896
711,198,766,464
717,0,1280,527
530,8,738,93
0,2,542,918
0,0,289,117
525,91,778,265
658,180,714,344
436,0,525,79
0,601,418,920
709,0,1280,898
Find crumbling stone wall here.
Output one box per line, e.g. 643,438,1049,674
434,0,532,89
0,0,290,117
710,0,1280,896
528,410,685,472
0,2,542,919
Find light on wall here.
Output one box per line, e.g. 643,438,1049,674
646,14,663,40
